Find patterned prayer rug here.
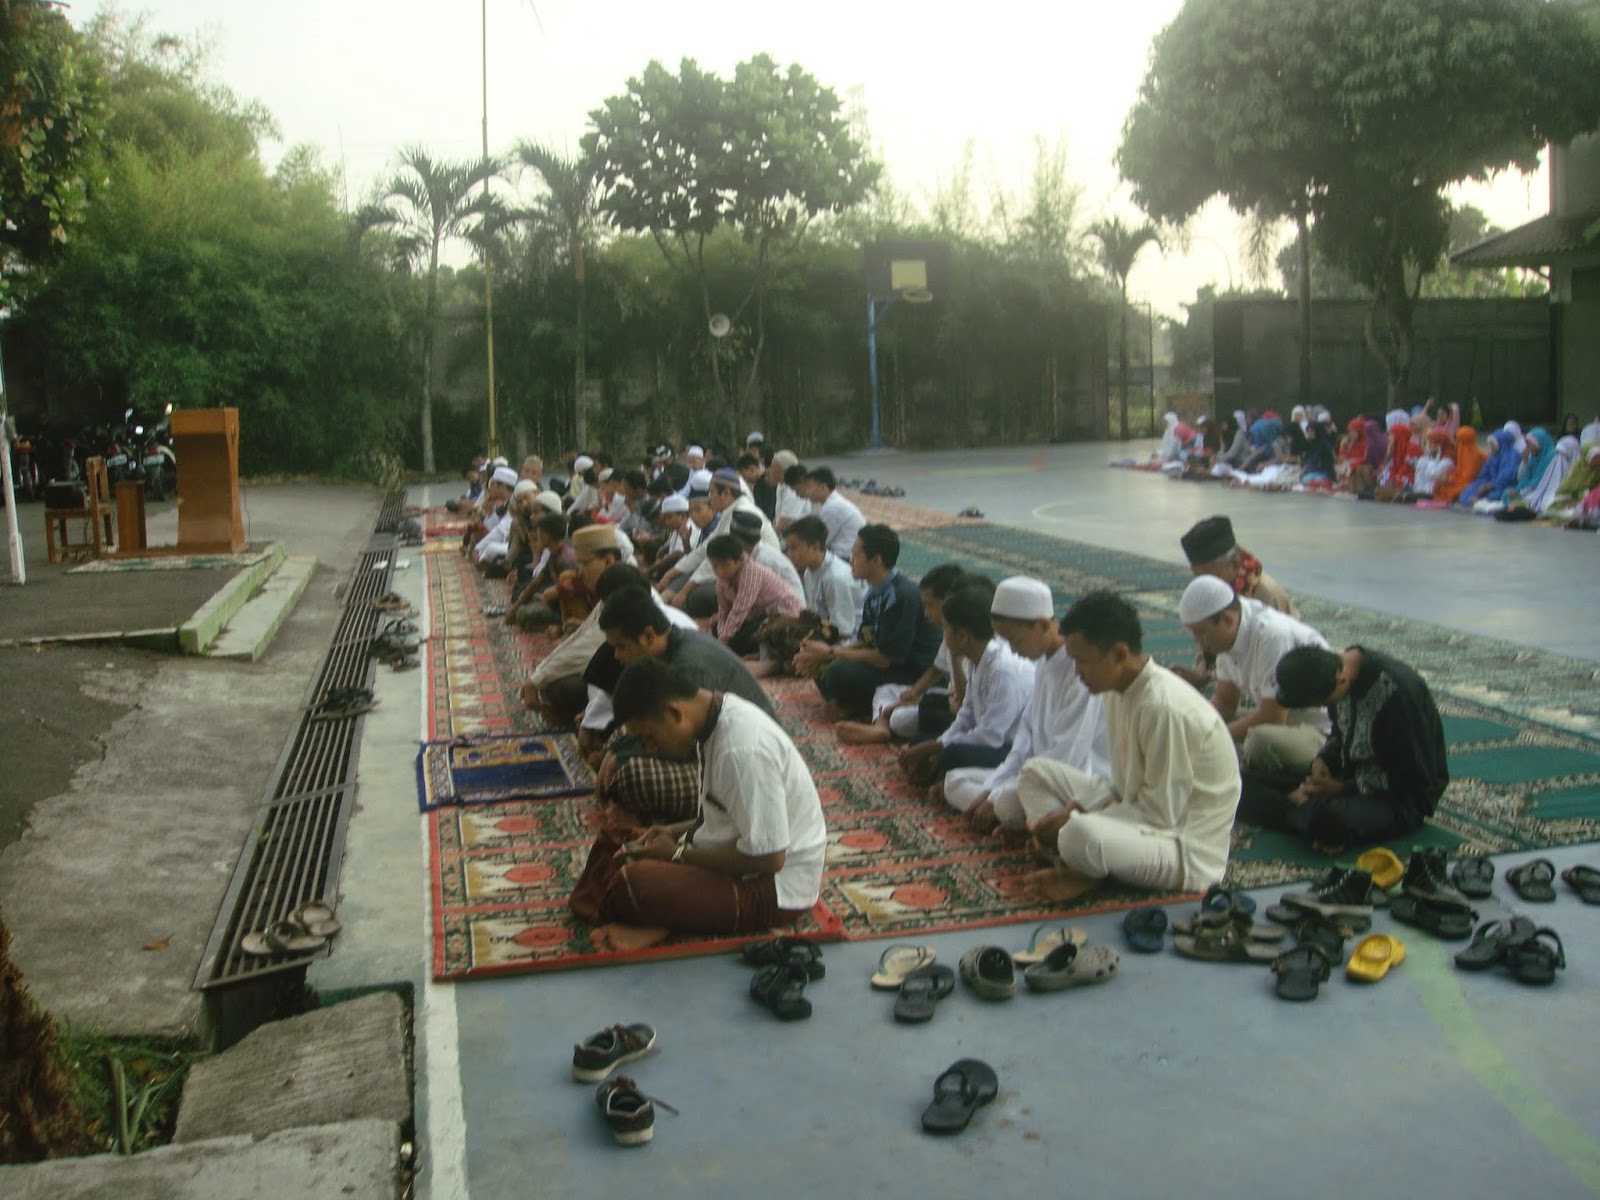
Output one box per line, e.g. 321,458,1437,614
428,799,844,980
416,732,595,812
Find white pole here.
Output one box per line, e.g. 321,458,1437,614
1,408,24,585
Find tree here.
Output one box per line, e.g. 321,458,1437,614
1120,0,1600,403
1090,217,1159,439
355,147,498,472
584,54,879,443
0,1,107,301
513,143,600,448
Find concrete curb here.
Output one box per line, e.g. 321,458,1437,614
177,542,286,655
205,555,317,661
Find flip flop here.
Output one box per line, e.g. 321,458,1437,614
1012,924,1087,965
1023,942,1120,992
1271,944,1333,1001
1454,916,1538,971
1389,895,1477,941
266,919,326,955
290,902,342,939
1346,934,1406,982
871,944,936,990
1560,865,1600,905
749,963,812,1021
1121,907,1168,954
1293,914,1348,963
893,964,956,1023
1355,848,1405,891
1504,928,1566,986
1450,855,1496,900
1505,858,1557,903
920,1059,999,1135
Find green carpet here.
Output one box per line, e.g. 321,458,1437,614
893,520,1600,887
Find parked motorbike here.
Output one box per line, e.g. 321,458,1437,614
3,416,42,503
132,406,176,501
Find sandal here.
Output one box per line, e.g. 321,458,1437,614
1293,914,1349,963
1355,848,1405,891
1389,894,1478,941
1023,942,1120,992
1346,933,1406,982
870,944,936,990
1453,916,1537,971
1200,884,1257,917
1271,944,1333,1001
1505,858,1557,903
1560,865,1600,905
740,936,825,980
290,902,342,939
893,964,956,1023
309,689,380,722
920,1059,998,1135
1173,909,1285,942
1172,920,1280,964
1012,924,1087,965
1121,907,1168,954
749,963,812,1021
1450,855,1496,900
1504,928,1566,986
371,593,412,614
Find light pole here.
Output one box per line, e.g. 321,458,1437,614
480,0,499,459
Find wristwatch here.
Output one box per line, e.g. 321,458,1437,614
671,841,687,863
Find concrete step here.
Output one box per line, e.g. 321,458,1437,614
0,1118,400,1199
177,542,286,655
204,554,317,661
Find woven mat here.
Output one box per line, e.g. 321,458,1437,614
416,732,595,812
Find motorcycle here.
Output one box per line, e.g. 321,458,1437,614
3,416,42,502
132,407,176,501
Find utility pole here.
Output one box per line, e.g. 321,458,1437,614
1,342,25,584
481,0,500,459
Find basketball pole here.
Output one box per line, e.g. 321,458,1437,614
867,293,895,451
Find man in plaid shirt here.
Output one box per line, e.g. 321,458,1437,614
707,534,801,657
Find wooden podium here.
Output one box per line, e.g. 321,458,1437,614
171,408,245,552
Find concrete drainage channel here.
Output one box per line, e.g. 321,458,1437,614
194,489,407,1048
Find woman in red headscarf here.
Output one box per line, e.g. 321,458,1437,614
1379,424,1421,495
1338,418,1368,487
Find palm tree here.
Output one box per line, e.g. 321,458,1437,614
1090,217,1161,440
512,142,600,449
354,146,498,472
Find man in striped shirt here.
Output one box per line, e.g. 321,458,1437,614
707,534,802,657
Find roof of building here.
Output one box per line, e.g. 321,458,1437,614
1451,210,1600,268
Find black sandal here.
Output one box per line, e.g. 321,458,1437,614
920,1059,998,1135
1504,928,1565,986
749,963,813,1020
1454,916,1537,971
894,964,956,1024
1271,944,1332,1001
1561,865,1600,905
740,935,825,980
1390,895,1478,941
1506,858,1557,903
1450,855,1496,900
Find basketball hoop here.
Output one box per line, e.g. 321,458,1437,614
708,313,732,338
900,287,934,305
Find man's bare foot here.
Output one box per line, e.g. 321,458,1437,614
998,826,1029,850
1021,866,1098,904
835,721,891,745
590,923,670,953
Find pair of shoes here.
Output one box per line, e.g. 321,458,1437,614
740,935,825,979
371,592,412,614
309,687,379,722
743,934,823,1020
1389,895,1477,940
957,506,984,519
1454,918,1567,984
239,901,342,957
572,1023,676,1146
1280,866,1375,919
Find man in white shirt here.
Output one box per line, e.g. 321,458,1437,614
1178,575,1332,773
782,515,863,644
900,580,1034,790
1018,591,1241,902
944,577,1108,834
804,466,866,560
768,450,812,534
471,466,519,567
569,657,828,947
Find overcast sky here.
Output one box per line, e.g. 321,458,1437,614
77,0,1547,315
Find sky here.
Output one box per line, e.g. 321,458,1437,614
77,0,1549,316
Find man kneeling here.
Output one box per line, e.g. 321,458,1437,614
569,658,828,946
1019,591,1241,901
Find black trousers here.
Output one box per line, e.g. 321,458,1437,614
1238,769,1422,845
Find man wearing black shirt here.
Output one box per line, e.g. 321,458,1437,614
1239,644,1448,847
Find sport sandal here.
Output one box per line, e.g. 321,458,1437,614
1504,928,1565,987
1454,916,1537,971
1505,858,1557,903
749,963,812,1021
920,1059,999,1135
1561,865,1600,905
740,935,825,980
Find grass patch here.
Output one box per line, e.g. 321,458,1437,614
57,1029,206,1156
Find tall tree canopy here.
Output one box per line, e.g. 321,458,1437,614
0,0,107,300
1119,0,1600,400
583,54,879,443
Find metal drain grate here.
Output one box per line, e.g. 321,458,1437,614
195,496,406,991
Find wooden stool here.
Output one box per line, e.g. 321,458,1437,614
43,456,116,563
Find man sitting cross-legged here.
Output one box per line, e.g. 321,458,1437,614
587,584,774,827
506,512,578,632
706,533,802,657
943,577,1108,836
794,523,944,730
521,524,627,728
1018,591,1241,903
751,514,864,680
899,579,1034,791
1237,643,1448,852
569,658,828,951
1177,575,1331,774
